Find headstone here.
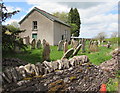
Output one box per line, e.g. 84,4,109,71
106,41,111,48
42,42,51,61
81,38,86,53
37,39,41,49
26,36,30,45
73,40,79,49
42,39,46,47
57,40,64,51
72,44,82,57
93,41,99,52
70,39,74,48
23,36,26,44
98,40,101,45
14,40,21,53
31,39,36,49
61,48,74,59
63,40,68,53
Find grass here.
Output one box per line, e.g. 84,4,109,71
3,42,117,65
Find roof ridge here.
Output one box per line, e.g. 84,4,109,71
34,7,58,19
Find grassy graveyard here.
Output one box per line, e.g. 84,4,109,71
3,39,119,92
3,41,117,65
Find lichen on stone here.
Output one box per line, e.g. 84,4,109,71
23,77,32,80
69,76,77,81
33,75,43,78
48,80,64,88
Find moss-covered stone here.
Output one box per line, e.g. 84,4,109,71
48,80,63,88
33,75,43,78
69,76,77,81
23,77,32,80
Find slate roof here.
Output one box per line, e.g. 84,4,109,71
19,7,70,27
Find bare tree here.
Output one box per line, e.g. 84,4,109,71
111,32,118,38
95,32,107,41
10,21,20,28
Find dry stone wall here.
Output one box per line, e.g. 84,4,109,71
2,55,110,92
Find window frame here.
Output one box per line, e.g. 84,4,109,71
32,21,38,30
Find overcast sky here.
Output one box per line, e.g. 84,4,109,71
3,0,118,38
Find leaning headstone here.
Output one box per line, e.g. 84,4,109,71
37,39,41,49
61,48,74,59
57,40,64,51
42,42,51,61
63,40,68,53
31,39,36,49
72,44,82,57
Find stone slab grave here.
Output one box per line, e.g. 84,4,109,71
37,39,41,49
61,48,74,59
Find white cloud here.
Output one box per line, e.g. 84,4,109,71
5,5,22,12
3,19,19,25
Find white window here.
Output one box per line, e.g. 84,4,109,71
33,21,37,30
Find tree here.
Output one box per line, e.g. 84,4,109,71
68,8,81,37
1,2,27,52
10,21,20,28
52,12,68,23
70,23,78,36
95,32,107,41
111,32,118,38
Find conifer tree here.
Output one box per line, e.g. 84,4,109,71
68,8,81,37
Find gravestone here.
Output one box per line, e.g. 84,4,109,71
57,40,64,51
72,44,82,57
73,40,79,49
26,36,30,45
98,40,101,45
23,36,26,44
31,39,36,49
42,39,46,47
42,42,51,61
70,39,74,48
61,48,74,59
37,39,41,49
93,41,98,52
106,41,111,48
82,38,86,53
63,40,68,53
